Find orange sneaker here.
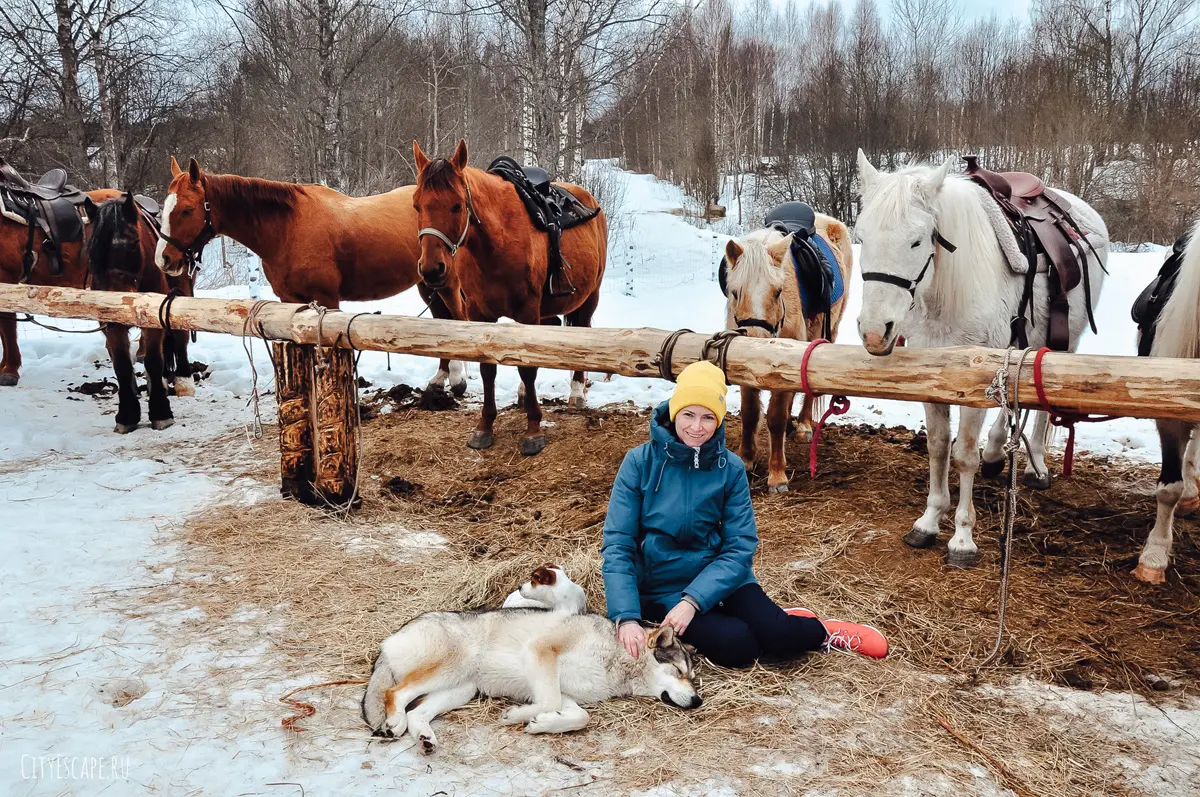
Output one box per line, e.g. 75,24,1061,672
785,608,889,659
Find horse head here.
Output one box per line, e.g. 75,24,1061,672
87,192,145,293
156,156,215,278
854,149,955,356
413,139,472,290
721,229,794,339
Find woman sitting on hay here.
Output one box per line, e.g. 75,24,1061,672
601,361,888,667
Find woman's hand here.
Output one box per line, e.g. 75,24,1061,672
663,601,697,635
618,622,648,659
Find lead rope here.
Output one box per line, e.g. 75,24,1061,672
979,346,1036,669
241,299,273,441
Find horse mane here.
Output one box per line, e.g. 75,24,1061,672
730,227,790,291
420,159,460,191
203,173,301,219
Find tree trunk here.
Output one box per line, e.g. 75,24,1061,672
95,52,119,188
53,0,90,182
316,0,341,189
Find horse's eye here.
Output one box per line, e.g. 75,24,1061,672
181,208,193,217
452,203,462,213
910,240,920,248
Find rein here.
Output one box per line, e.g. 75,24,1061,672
861,231,957,304
417,178,478,258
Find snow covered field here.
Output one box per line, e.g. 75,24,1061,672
2,163,1196,795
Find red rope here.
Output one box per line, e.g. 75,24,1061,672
800,339,850,477
1030,347,1118,478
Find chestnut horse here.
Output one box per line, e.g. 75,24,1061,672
413,140,607,455
721,218,854,492
86,192,177,432
155,157,467,395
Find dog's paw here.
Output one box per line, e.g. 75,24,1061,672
418,732,437,755
500,705,537,726
379,714,406,738
523,714,559,734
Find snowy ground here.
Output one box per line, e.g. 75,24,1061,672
1,163,1196,795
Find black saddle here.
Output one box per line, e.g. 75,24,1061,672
765,201,817,239
1133,233,1189,357
487,156,602,298
0,157,90,281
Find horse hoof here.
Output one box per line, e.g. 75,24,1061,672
522,436,547,456
114,422,138,434
173,380,195,397
151,418,175,431
467,431,494,450
1023,471,1052,490
568,395,587,410
790,425,813,443
450,380,467,398
767,482,789,494
1131,563,1167,584
1176,495,1199,518
945,549,979,569
903,527,938,549
980,458,1005,479
0,373,17,387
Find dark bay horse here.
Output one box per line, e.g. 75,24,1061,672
86,192,175,432
413,140,607,455
155,157,467,395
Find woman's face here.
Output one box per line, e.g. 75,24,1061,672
674,405,718,447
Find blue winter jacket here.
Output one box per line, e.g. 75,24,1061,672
601,401,758,622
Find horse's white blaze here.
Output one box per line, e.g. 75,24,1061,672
725,227,789,337
154,192,176,268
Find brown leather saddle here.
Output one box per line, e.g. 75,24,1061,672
0,157,91,282
963,155,1100,350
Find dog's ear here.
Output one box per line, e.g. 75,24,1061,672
531,566,558,586
682,642,698,657
647,625,676,649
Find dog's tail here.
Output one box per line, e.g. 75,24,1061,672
360,648,396,732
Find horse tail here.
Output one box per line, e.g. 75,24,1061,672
1151,219,1200,360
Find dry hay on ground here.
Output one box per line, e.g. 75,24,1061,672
157,396,1199,795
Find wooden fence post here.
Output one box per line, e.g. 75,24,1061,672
273,342,316,504
311,346,361,509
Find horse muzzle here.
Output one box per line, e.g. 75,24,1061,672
419,260,448,289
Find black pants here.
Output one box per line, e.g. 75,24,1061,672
642,583,827,669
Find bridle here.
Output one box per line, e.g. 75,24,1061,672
860,230,957,306
718,256,788,337
158,197,213,278
417,178,478,258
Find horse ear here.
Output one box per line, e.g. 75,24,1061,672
725,239,743,265
122,191,138,222
451,138,468,171
857,148,879,194
188,157,201,182
926,155,955,196
170,156,182,178
413,140,429,173
767,233,793,264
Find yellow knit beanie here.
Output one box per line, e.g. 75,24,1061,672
669,361,727,426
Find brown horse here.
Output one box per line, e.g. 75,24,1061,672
413,140,607,455
721,217,854,492
155,157,468,395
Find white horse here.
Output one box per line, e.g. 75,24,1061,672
1134,221,1200,583
854,151,1109,568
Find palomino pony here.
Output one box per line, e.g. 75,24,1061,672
1131,221,1200,583
155,157,467,395
412,140,607,455
85,192,175,432
721,217,853,492
855,151,1109,568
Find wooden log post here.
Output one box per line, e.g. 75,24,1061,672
311,346,360,509
272,342,316,504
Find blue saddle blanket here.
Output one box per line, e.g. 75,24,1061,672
792,232,844,317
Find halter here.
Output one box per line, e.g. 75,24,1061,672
158,199,213,277
861,230,957,304
417,179,478,258
734,294,787,337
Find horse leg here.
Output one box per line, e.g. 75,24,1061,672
142,327,174,430
170,329,195,397
906,403,951,549
766,390,794,493
980,412,1008,478
1134,421,1192,584
1022,411,1052,490
566,292,600,410
135,332,147,364
1178,432,1200,518
739,386,762,468
518,365,546,455
424,289,467,397
105,325,141,433
468,362,497,450
793,392,815,443
0,312,19,386
946,407,988,568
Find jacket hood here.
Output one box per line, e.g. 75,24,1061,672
650,400,727,469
